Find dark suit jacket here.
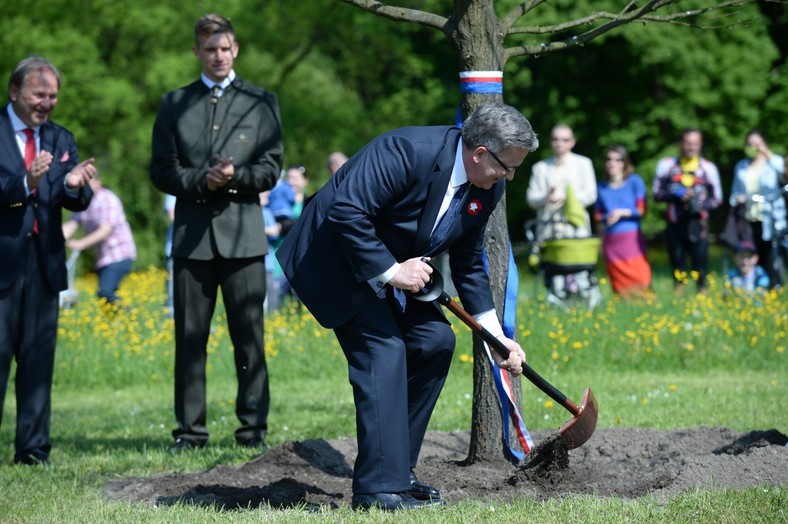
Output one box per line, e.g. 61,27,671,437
0,106,92,293
150,78,284,260
276,126,505,328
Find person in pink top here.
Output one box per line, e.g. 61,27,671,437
62,172,136,304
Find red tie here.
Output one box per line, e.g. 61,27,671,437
23,128,39,234
23,128,36,169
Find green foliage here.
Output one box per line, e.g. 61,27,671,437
0,0,784,263
505,2,786,238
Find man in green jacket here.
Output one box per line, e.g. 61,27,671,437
150,13,284,451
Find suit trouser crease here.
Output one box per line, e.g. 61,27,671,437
173,256,268,443
334,291,454,494
0,240,58,460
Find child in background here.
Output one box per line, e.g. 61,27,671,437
726,240,770,292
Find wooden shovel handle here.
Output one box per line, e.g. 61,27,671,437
438,292,581,417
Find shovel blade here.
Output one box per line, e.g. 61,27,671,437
558,387,598,449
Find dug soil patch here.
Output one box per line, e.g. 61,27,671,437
105,427,787,510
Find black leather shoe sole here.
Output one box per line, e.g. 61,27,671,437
351,492,446,511
236,437,270,451
171,438,203,452
15,454,49,466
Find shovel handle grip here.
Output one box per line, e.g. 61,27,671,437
440,293,581,417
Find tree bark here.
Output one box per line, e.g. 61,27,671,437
449,0,524,464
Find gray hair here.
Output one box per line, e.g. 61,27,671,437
462,103,539,154
8,55,61,97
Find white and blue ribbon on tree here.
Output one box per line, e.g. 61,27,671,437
460,71,504,94
456,71,505,126
459,70,533,459
482,249,534,460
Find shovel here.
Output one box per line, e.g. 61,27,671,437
409,260,598,450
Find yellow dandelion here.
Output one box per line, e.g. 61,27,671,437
544,401,554,408
669,384,678,391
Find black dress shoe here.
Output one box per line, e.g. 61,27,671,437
351,491,446,511
171,437,203,452
407,471,441,500
236,437,269,451
15,453,49,466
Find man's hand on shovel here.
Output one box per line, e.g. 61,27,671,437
407,258,599,450
389,257,434,293
490,336,526,377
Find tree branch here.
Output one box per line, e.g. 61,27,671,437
502,0,549,30
507,0,675,35
338,0,449,30
504,0,762,61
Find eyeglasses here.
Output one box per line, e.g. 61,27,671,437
551,137,572,143
485,148,517,175
605,156,624,163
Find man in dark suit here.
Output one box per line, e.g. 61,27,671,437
0,55,96,465
150,14,283,451
277,103,538,510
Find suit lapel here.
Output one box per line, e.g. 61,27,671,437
0,107,26,174
37,122,57,199
413,131,461,252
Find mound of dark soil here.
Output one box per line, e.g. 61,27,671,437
104,427,788,510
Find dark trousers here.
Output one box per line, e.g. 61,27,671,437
97,258,133,304
172,255,269,445
666,221,709,290
334,291,455,494
751,222,782,287
0,240,58,462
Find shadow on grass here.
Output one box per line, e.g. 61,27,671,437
156,478,343,511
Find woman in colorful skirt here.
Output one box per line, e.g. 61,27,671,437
594,145,652,298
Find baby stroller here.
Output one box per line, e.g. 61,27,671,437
524,219,603,312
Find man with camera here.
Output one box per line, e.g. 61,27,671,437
653,128,722,294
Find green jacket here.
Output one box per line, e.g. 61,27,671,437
150,78,284,260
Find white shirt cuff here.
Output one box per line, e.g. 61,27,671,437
367,262,401,293
475,309,504,338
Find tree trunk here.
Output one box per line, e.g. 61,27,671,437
449,0,524,464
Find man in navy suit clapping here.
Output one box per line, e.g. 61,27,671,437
0,55,96,465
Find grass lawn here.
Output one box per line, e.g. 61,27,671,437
0,258,785,523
